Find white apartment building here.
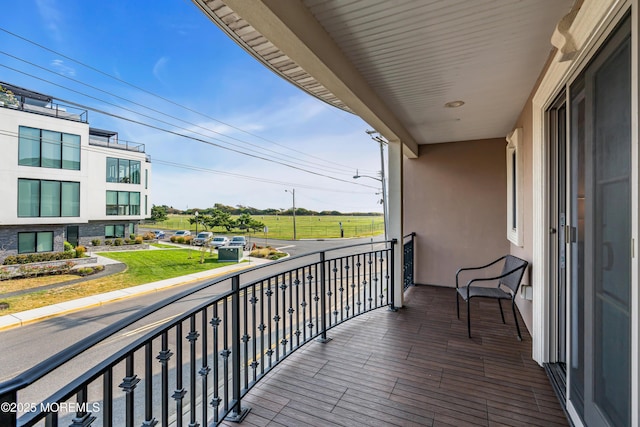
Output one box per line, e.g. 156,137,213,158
0,82,151,260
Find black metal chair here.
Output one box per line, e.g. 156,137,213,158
455,255,528,340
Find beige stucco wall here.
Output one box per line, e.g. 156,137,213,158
404,138,510,289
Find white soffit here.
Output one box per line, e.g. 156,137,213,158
196,0,574,145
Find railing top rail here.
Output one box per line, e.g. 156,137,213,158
0,239,395,396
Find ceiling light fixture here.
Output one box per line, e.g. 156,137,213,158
444,100,465,108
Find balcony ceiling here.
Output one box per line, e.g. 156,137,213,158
194,0,575,154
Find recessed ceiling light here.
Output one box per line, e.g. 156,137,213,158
445,100,465,108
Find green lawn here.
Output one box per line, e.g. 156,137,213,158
0,248,241,315
149,214,384,240
98,248,239,284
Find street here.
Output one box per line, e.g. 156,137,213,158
0,237,386,413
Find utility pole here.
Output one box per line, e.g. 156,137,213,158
286,188,296,240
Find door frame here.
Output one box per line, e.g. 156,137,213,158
531,0,638,425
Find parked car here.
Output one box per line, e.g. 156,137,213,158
152,230,165,239
211,236,229,248
173,230,191,237
228,236,247,249
193,231,213,246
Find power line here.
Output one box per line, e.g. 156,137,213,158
0,26,378,174
0,128,378,194
0,50,367,177
0,63,379,189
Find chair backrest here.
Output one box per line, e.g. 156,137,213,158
498,255,528,294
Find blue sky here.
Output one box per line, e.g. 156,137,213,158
1,0,384,213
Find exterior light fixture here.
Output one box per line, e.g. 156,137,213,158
444,100,465,108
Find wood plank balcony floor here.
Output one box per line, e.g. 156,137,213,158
222,285,568,427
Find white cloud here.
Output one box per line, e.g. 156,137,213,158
35,0,64,42
152,57,169,84
50,59,76,77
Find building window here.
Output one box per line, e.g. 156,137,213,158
506,128,523,246
106,191,140,216
18,126,80,170
18,231,53,254
18,179,80,217
105,224,126,238
145,195,148,216
106,157,141,184
145,169,148,189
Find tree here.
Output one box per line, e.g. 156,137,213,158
207,209,234,231
150,205,168,222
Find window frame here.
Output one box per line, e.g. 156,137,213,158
18,231,54,254
506,128,524,246
18,178,80,218
18,126,81,171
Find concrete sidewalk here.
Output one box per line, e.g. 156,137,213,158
0,255,270,331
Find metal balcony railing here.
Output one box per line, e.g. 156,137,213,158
0,240,401,426
403,232,416,290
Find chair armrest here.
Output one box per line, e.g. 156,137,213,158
455,255,507,288
463,264,527,297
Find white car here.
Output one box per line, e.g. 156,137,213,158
228,236,247,249
173,230,191,237
193,232,213,246
211,236,230,248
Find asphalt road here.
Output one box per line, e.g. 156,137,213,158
0,236,385,414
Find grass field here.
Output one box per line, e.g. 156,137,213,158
0,248,239,314
149,214,384,240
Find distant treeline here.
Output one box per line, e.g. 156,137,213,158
159,203,382,217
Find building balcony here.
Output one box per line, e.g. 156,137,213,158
0,238,567,426
89,128,146,155
0,82,88,123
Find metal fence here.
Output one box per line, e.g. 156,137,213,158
0,240,396,426
403,232,416,290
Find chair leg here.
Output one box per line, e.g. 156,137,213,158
467,299,471,338
498,299,505,324
512,300,522,341
456,290,460,319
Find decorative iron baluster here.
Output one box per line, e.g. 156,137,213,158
172,322,186,427
355,255,362,314
68,385,95,427
294,270,302,346
258,280,266,375
388,240,397,311
241,288,250,391
221,297,230,413
318,252,331,343
141,343,157,426
331,260,339,324
186,316,199,427
249,284,259,383
265,278,274,367
307,269,314,336
210,304,221,424
199,307,210,425
278,274,287,357
157,332,172,427
287,270,294,352
103,367,113,427
119,354,139,427
367,252,374,310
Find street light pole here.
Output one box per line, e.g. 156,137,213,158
194,211,199,236
285,189,296,240
353,169,388,242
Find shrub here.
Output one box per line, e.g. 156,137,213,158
3,251,76,265
184,236,193,244
114,238,123,246
170,236,177,243
124,238,131,245
104,239,113,246
91,238,101,246
64,241,74,252
142,232,156,241
176,236,185,244
75,246,86,258
135,236,143,244
130,233,136,240
75,267,94,276
249,246,287,260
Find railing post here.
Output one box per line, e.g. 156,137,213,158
388,239,398,312
316,251,332,343
227,274,250,422
0,390,17,426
